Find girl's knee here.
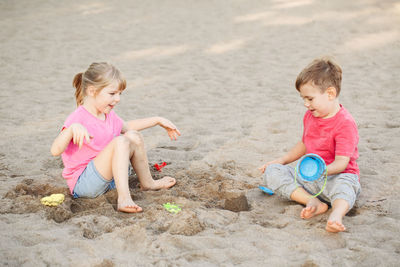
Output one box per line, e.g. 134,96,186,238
124,130,144,146
115,135,131,149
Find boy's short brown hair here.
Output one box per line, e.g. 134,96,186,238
295,57,342,96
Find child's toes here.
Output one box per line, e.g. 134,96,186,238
301,206,315,219
326,221,346,232
158,177,176,189
118,205,143,213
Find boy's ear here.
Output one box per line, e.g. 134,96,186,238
326,86,337,99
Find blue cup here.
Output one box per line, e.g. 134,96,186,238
296,153,326,182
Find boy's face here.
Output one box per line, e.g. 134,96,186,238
299,81,337,119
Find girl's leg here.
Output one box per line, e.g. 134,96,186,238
123,130,176,190
93,135,142,213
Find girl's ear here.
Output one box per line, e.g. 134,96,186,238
86,86,97,97
326,86,337,100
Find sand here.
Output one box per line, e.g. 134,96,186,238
1,0,400,266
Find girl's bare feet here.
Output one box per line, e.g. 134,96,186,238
300,197,328,219
117,199,143,213
141,176,176,191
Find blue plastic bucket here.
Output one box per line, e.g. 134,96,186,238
296,153,326,182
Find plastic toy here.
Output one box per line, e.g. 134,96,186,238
163,202,181,214
259,185,274,195
154,162,167,172
295,153,327,197
40,193,65,206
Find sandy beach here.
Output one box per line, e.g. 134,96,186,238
1,0,400,266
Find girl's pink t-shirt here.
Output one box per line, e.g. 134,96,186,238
302,106,359,176
61,106,123,193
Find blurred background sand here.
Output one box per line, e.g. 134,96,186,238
1,0,399,266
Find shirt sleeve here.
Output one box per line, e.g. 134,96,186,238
63,108,80,129
335,120,358,157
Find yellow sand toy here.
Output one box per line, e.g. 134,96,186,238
40,193,65,206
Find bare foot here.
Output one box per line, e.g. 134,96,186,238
300,197,328,219
117,199,143,213
141,176,176,191
326,212,346,232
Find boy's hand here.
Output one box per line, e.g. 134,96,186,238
158,118,181,140
258,158,285,173
258,163,268,173
70,123,92,149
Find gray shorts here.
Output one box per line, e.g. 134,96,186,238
73,160,116,198
263,164,361,209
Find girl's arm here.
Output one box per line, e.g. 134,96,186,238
122,117,161,132
50,123,91,156
122,117,181,140
259,141,306,172
326,155,350,175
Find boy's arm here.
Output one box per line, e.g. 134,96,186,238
326,155,350,175
259,141,306,172
280,141,307,165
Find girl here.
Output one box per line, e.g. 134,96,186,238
51,62,180,213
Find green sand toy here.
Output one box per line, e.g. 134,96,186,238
163,203,181,214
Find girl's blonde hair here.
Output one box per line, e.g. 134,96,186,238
72,62,126,106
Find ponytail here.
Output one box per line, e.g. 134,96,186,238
73,73,84,106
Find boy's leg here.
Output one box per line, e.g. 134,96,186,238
290,188,328,219
93,135,142,213
123,130,176,190
326,199,349,232
264,164,328,218
263,164,298,198
324,173,360,232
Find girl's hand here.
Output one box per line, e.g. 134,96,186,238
258,158,284,173
70,123,92,149
158,117,181,140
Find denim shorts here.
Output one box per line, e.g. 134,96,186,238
73,160,116,198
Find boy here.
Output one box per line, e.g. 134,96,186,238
259,57,360,233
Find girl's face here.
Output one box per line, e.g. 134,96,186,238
299,81,337,119
93,82,122,114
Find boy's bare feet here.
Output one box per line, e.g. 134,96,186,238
300,197,328,219
141,176,176,191
117,199,143,213
325,199,349,232
326,212,346,232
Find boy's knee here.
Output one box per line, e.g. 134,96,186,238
331,194,355,210
265,163,284,176
328,174,360,210
124,130,144,146
263,164,297,199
